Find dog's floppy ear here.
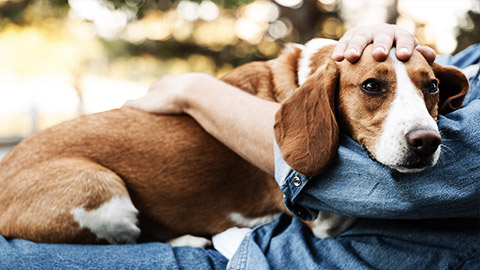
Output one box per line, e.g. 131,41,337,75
431,63,470,115
274,61,339,176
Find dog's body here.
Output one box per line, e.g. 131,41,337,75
0,109,285,243
0,40,469,244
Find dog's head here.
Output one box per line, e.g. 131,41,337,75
274,40,469,176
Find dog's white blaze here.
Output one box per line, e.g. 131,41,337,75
229,212,279,228
298,38,338,85
70,195,140,244
374,49,440,172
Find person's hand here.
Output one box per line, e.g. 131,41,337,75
331,23,436,64
124,73,209,114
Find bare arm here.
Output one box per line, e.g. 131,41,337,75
125,73,279,175
182,74,279,175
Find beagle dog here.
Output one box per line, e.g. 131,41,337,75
0,39,469,244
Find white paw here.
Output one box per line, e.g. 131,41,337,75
71,195,141,244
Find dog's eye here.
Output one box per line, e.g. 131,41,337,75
361,79,384,95
426,81,439,94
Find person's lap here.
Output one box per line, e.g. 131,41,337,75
230,214,480,270
0,235,227,270
2,214,478,269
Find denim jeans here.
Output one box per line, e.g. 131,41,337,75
0,237,227,269
1,45,479,270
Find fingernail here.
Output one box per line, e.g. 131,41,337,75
331,52,342,59
399,47,410,55
373,47,387,55
347,48,359,56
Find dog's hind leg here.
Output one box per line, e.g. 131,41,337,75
0,158,140,244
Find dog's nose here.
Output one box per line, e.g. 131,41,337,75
406,129,442,156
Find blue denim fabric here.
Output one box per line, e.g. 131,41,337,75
0,236,227,269
1,45,479,270
229,215,480,270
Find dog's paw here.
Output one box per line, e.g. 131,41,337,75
70,195,141,244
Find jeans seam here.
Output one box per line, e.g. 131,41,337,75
227,232,249,270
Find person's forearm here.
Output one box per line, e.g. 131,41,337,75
181,75,280,175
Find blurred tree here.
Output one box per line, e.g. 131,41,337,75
386,0,399,25
0,0,31,24
99,0,344,66
455,10,480,54
0,0,69,27
0,0,344,69
5,0,476,73
279,0,343,43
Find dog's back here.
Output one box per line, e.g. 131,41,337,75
0,107,284,243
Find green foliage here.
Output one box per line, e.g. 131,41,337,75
183,0,253,9
455,10,480,54
95,0,253,12
0,0,31,24
0,0,69,26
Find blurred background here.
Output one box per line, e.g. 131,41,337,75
0,0,479,158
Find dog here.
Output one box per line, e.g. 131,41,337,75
0,39,469,244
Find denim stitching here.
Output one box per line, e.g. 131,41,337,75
227,233,250,270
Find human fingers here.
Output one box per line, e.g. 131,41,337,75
123,96,164,113
371,28,395,61
331,41,347,61
332,26,370,62
331,32,350,61
415,45,436,64
123,93,178,114
342,30,373,63
123,76,184,114
393,28,418,61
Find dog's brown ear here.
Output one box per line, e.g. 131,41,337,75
274,61,339,176
431,63,470,115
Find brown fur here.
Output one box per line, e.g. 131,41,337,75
431,63,470,115
270,45,303,102
274,60,339,176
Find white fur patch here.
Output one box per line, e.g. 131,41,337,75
168,234,211,248
229,212,279,228
374,49,440,172
70,195,140,244
297,38,338,85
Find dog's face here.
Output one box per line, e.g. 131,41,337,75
337,47,441,172
274,42,469,176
